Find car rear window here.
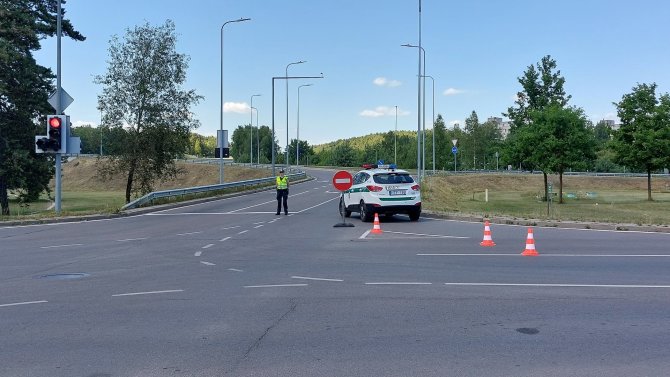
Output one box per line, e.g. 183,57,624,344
373,173,414,184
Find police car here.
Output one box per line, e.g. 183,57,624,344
339,164,421,222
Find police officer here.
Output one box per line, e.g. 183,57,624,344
275,169,289,215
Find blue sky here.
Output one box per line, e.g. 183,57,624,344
35,0,670,146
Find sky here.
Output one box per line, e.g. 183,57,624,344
34,0,670,146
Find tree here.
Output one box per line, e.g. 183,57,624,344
95,20,202,203
503,55,571,194
611,83,670,201
0,0,85,215
527,105,596,203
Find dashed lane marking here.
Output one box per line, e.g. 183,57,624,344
237,230,249,235
222,226,241,230
112,289,184,297
291,276,344,282
116,238,147,242
254,225,264,229
365,282,433,285
359,230,371,239
244,284,308,288
384,231,469,239
194,251,202,257
220,236,231,242
202,244,214,249
40,244,83,249
228,268,244,272
176,231,202,236
200,261,216,266
0,300,48,308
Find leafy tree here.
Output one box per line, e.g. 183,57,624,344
0,0,84,215
432,114,447,170
611,83,670,200
95,20,202,203
332,141,356,167
527,105,596,203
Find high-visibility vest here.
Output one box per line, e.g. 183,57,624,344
276,176,288,190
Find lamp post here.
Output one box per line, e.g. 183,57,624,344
253,107,260,164
421,75,435,173
220,17,250,184
401,43,425,181
297,84,313,166
286,60,305,171
250,94,261,164
394,105,398,165
271,73,324,176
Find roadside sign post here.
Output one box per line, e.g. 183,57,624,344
332,170,354,228
452,146,458,172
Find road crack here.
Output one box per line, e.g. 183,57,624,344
243,300,297,360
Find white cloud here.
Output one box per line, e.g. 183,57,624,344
73,120,99,128
373,77,401,87
443,88,465,96
223,102,250,113
360,106,410,117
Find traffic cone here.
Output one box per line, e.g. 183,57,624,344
371,213,383,234
521,228,539,256
480,220,496,247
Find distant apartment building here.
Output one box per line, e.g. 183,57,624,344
601,119,620,131
486,117,511,138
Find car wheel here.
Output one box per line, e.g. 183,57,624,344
359,201,373,222
408,209,421,221
340,197,351,218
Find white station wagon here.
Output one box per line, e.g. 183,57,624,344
339,164,421,222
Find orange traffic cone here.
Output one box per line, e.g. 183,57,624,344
521,228,539,256
371,213,383,234
480,220,496,247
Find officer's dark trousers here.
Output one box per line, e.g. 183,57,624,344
276,189,288,214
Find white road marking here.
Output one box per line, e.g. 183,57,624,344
40,244,83,249
229,200,277,213
116,238,147,242
220,236,231,242
359,230,371,239
444,283,670,289
244,284,308,288
254,225,264,229
365,282,433,285
202,244,214,249
313,187,320,190
385,231,469,239
200,261,216,266
291,276,344,282
296,196,340,214
253,221,266,225
194,251,202,257
0,300,48,308
238,230,248,235
112,289,184,297
176,231,202,236
222,225,241,230
418,254,670,257
228,268,244,272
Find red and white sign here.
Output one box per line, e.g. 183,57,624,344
332,170,353,191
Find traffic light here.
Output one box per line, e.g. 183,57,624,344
46,115,67,153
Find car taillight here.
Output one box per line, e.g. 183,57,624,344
366,185,383,192
411,184,420,191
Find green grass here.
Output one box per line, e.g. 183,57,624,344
425,189,670,226
3,191,126,220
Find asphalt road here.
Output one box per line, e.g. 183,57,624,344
2,167,670,377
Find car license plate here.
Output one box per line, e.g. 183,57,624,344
389,189,406,196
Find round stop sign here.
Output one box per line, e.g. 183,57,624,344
332,170,353,191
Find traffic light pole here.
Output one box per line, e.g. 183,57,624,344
54,0,62,215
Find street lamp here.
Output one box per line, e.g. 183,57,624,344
220,17,250,184
394,105,398,165
286,60,305,171
421,74,435,173
250,94,261,164
401,43,425,181
253,107,260,164
297,83,313,166
271,73,324,176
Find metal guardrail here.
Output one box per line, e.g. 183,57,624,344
426,170,669,178
121,171,306,211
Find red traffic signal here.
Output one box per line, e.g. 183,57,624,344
48,116,63,129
